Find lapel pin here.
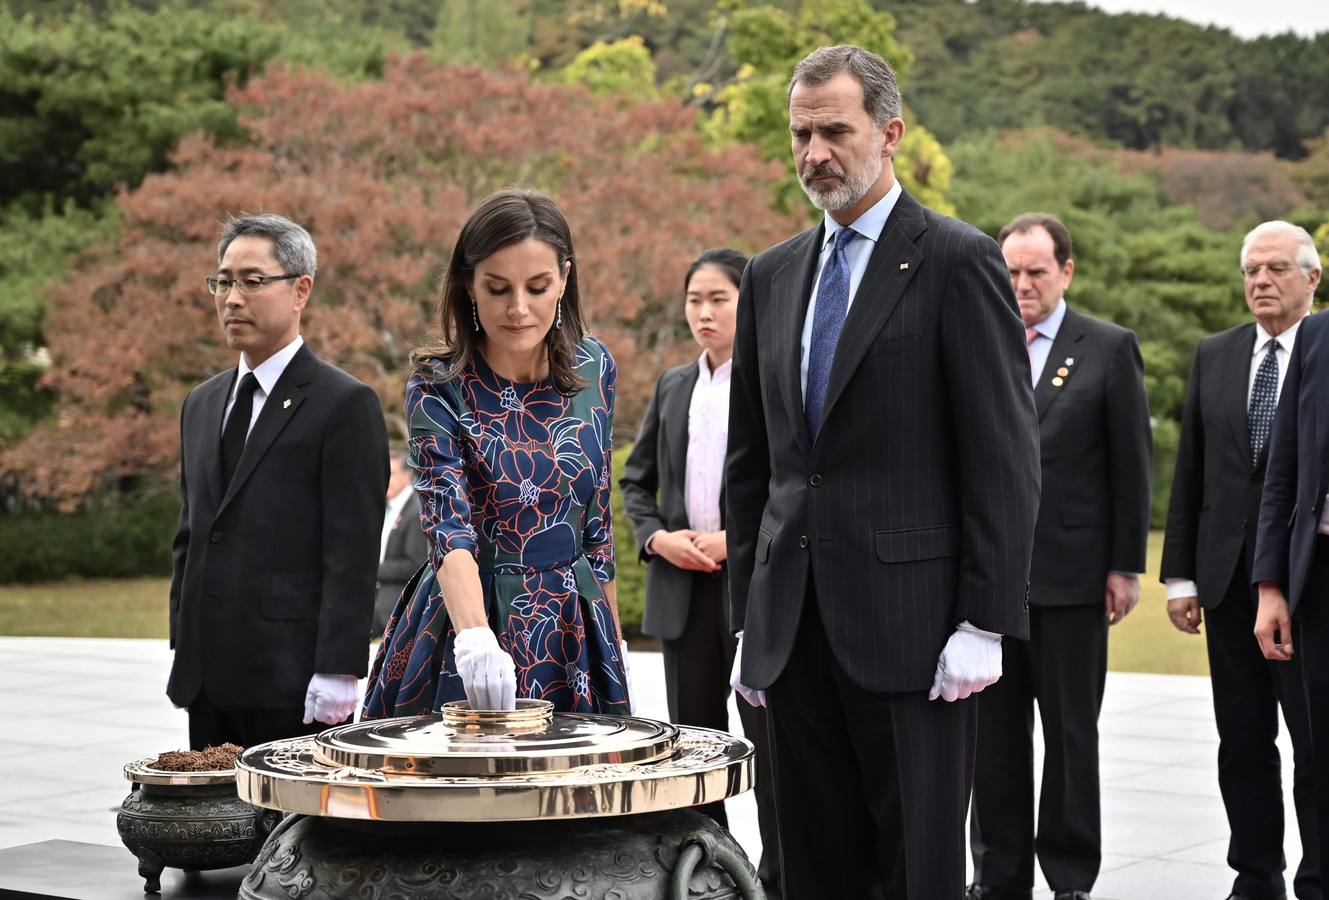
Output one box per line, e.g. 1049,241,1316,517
1056,367,1069,377
1065,357,1074,366
1052,376,1065,387
282,399,292,409
899,262,909,270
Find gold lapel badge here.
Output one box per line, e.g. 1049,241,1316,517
283,399,292,409
1051,376,1065,387
1056,367,1069,377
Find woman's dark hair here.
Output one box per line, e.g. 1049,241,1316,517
412,188,587,394
684,247,747,294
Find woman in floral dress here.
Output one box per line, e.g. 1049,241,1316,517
362,189,631,717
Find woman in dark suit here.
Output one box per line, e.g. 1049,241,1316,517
620,249,780,894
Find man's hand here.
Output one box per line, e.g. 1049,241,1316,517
303,673,359,725
1105,572,1140,625
1167,595,1203,634
1255,582,1294,661
692,530,727,565
929,622,1003,702
653,530,721,572
729,632,765,708
453,626,517,710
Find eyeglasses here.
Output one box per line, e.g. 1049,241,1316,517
1240,262,1300,280
206,273,301,295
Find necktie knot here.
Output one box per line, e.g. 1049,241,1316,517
236,372,260,397
1025,327,1040,345
832,226,857,255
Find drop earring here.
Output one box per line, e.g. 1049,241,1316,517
555,299,563,331
471,299,480,331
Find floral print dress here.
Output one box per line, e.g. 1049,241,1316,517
362,336,629,717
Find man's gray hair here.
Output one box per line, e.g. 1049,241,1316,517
218,213,318,279
1240,220,1321,272
787,44,902,125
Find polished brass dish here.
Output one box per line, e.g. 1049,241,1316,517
123,759,237,787
236,701,754,823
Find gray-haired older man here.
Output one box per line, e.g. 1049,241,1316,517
725,44,1039,898
168,213,388,749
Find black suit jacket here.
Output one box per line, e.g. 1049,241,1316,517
373,491,427,634
1162,323,1269,607
168,344,388,710
725,189,1041,693
620,361,728,640
1254,311,1329,613
1030,306,1152,606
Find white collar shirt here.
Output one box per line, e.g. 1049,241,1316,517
799,180,903,397
221,335,304,439
685,352,731,534
1027,298,1068,385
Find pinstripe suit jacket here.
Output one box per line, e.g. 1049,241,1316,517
725,189,1040,693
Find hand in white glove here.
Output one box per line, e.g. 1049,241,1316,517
302,673,360,725
729,631,766,708
453,626,517,711
929,621,1003,702
620,639,637,714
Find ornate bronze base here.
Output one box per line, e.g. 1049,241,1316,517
117,782,279,893
240,809,764,899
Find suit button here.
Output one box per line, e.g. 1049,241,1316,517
799,535,809,548
809,474,823,487
210,531,223,543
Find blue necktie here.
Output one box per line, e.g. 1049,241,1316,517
1249,338,1279,465
805,227,857,441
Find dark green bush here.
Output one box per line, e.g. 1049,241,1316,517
0,488,179,583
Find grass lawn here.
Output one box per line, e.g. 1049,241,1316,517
0,532,1210,676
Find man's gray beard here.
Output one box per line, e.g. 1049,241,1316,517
800,152,884,212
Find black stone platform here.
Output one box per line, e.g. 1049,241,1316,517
0,840,247,899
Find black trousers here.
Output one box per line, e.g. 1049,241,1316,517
767,596,976,900
1296,540,1329,899
187,687,345,750
661,574,782,898
1208,555,1319,899
970,603,1108,895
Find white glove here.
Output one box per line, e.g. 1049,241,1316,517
620,639,638,714
302,673,360,725
453,626,517,711
729,631,766,708
928,621,1003,702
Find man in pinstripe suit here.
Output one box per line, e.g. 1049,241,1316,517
725,45,1040,898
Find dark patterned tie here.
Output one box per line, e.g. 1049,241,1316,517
220,372,260,488
1248,338,1279,465
805,226,857,441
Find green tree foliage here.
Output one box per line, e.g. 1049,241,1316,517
702,0,952,213
888,0,1329,159
948,129,1250,522
561,35,659,101
432,0,532,66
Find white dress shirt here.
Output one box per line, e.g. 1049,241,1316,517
1166,317,1304,598
685,352,731,534
1026,298,1067,385
381,484,414,564
799,180,903,398
220,335,305,438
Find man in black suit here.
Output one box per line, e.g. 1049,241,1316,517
169,213,388,750
1243,223,1327,899
372,450,427,637
725,44,1040,898
968,214,1153,900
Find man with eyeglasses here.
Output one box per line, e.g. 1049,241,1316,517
168,212,388,750
1164,220,1321,900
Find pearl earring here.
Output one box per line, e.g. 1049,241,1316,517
471,300,480,331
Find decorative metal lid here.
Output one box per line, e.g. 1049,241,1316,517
124,759,235,787
236,700,754,822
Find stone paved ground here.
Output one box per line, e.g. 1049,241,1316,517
0,636,1308,898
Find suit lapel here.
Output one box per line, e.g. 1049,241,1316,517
772,226,822,460
662,363,700,503
201,372,234,508
215,345,316,519
1221,324,1256,468
1034,306,1086,421
816,193,925,439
